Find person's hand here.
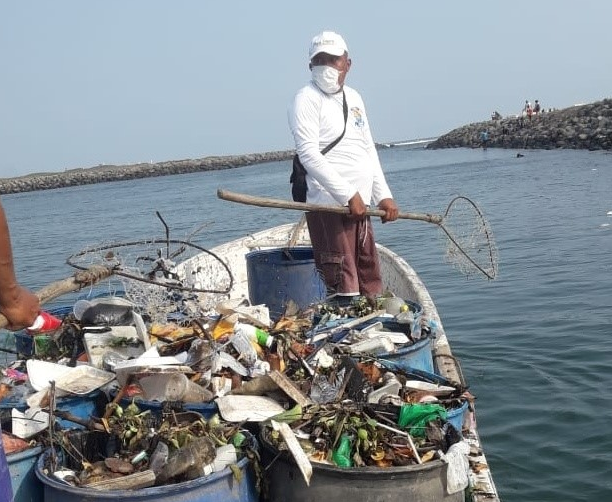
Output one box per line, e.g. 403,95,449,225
378,198,399,223
348,192,367,219
0,285,40,331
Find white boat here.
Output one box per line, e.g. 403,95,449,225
176,221,500,502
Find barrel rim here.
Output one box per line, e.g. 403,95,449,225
35,447,252,498
259,429,446,477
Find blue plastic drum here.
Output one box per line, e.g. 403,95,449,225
246,247,326,320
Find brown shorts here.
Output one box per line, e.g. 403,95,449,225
305,212,383,296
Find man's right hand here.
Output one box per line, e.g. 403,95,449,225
348,192,367,219
0,285,40,331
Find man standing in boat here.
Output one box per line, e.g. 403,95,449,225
288,31,398,300
0,199,40,502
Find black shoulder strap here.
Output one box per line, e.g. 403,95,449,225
321,91,348,155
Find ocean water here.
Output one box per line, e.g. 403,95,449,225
2,146,612,501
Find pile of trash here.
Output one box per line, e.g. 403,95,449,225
1,292,473,492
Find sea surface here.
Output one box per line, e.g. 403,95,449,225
2,146,612,501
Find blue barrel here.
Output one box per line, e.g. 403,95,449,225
117,395,218,419
36,448,259,502
1,391,102,431
358,309,434,374
245,247,326,320
446,400,469,434
377,337,434,374
7,446,44,502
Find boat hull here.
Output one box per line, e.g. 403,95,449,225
176,222,499,502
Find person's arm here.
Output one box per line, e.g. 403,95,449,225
0,200,39,330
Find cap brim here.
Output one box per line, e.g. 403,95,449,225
309,47,346,60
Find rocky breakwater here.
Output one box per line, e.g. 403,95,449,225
428,98,612,151
0,150,293,195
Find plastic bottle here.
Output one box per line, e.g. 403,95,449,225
156,436,216,483
148,441,169,475
332,434,353,468
212,444,238,472
410,312,423,340
248,360,271,378
234,322,275,348
230,330,258,366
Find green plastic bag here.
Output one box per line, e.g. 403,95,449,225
397,404,448,437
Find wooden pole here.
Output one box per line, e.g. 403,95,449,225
217,189,442,224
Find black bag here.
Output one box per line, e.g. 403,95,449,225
290,155,308,202
290,91,348,202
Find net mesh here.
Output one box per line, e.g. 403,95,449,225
440,196,498,280
67,237,233,323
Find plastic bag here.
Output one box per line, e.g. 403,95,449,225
80,303,133,326
442,439,470,494
397,403,448,437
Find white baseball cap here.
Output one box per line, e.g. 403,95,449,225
309,31,348,60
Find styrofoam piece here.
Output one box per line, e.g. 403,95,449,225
347,336,396,355
26,359,73,392
132,312,151,350
12,408,49,439
216,395,285,422
83,327,143,369
113,349,183,386
404,380,456,396
53,365,115,395
364,330,410,345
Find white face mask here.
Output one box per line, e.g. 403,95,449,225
311,65,341,94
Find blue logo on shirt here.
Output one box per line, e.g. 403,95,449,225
351,107,364,128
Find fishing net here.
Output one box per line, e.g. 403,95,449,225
67,236,233,324
437,196,498,280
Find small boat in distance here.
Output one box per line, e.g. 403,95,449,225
378,137,438,148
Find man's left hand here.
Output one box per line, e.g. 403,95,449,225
378,198,399,223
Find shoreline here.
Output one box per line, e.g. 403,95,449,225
0,150,294,195
2,97,611,195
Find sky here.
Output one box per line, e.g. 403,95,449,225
1,1,611,178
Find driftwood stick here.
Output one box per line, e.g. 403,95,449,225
0,264,115,329
87,470,156,490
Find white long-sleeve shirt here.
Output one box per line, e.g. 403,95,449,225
288,82,393,207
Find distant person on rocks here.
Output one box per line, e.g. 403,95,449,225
288,31,398,299
491,110,501,121
525,100,533,121
479,130,490,150
533,100,541,114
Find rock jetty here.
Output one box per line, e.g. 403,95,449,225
428,98,612,151
0,150,293,195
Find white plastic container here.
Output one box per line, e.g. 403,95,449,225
367,373,402,404
348,336,395,355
